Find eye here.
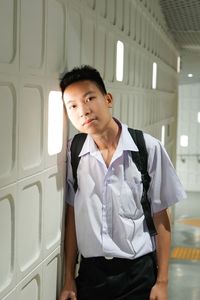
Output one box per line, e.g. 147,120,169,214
68,104,77,110
85,96,95,103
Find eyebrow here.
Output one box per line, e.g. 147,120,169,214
83,91,96,97
65,91,96,104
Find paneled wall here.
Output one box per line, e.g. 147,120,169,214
67,0,179,162
0,0,66,299
0,0,179,299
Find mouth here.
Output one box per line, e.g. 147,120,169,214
82,119,95,126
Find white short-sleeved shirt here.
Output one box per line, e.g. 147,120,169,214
66,122,186,259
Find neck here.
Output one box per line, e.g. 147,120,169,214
91,118,121,151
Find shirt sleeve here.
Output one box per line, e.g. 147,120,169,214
144,134,187,213
65,140,75,206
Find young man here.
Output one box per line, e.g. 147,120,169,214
59,65,186,300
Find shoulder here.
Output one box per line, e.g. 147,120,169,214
142,132,170,162
143,132,161,151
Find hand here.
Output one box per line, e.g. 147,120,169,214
149,281,168,300
58,279,77,300
59,290,76,300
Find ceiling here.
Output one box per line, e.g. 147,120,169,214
159,0,200,83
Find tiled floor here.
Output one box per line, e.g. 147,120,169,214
168,192,200,299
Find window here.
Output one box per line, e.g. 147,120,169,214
152,62,157,89
48,91,63,155
116,40,124,81
180,135,188,147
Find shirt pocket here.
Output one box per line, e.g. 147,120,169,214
119,177,143,219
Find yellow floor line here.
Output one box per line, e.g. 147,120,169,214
177,218,200,227
171,247,200,260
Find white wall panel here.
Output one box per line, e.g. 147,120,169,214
1,289,16,300
130,2,136,40
121,95,128,124
17,267,42,300
81,0,95,10
44,168,62,254
20,0,45,72
43,248,61,300
136,7,142,45
107,0,115,25
67,8,81,69
19,84,44,178
128,95,135,128
81,19,94,65
46,0,65,73
135,51,140,87
116,0,123,30
129,48,135,86
0,82,17,188
95,26,106,78
0,185,16,299
105,33,115,82
95,0,106,18
17,176,43,279
124,0,130,36
112,93,121,121
123,43,129,85
0,0,16,65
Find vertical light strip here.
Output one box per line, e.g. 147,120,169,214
198,112,200,123
177,56,181,73
152,62,157,89
48,91,63,155
116,40,124,81
161,125,165,145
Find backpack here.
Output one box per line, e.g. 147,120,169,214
70,128,157,236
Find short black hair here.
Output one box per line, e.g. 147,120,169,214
59,65,107,98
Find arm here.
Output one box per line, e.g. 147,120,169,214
59,204,78,300
150,209,171,300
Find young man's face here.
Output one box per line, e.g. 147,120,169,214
63,80,113,135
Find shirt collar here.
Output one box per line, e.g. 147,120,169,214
79,120,139,157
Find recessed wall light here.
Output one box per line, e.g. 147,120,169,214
116,40,124,82
177,56,180,73
48,91,63,155
198,112,200,123
187,73,193,78
152,62,157,89
161,125,165,145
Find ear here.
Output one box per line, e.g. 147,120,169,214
105,93,113,107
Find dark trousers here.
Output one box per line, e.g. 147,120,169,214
76,252,157,300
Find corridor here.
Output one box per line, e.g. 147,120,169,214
169,192,200,299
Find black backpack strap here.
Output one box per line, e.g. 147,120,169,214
128,128,157,236
70,133,87,191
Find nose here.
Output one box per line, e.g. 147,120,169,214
79,103,91,117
